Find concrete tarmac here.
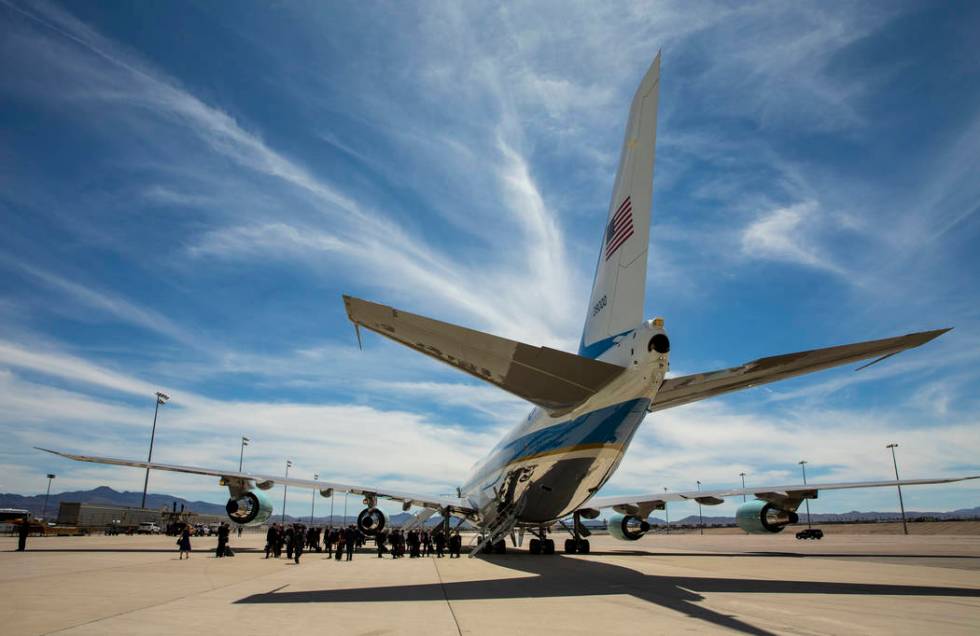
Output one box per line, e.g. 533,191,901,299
2,532,979,635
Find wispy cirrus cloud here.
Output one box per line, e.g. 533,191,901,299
1,0,977,516
740,202,848,276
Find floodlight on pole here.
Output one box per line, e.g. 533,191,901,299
799,460,812,529
42,474,56,521
739,472,747,502
238,436,250,472
887,444,909,535
141,391,169,509
311,473,319,524
281,460,292,524
696,480,703,536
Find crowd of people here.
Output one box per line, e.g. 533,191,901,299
258,524,465,562
173,521,468,561
372,527,463,559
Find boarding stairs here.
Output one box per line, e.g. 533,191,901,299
469,499,522,557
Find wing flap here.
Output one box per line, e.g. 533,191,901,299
651,328,950,412
344,295,626,413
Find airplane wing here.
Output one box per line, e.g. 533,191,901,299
343,295,627,414
587,474,980,517
650,328,950,412
36,447,474,514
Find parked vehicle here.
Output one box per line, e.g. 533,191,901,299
795,528,824,540
137,522,162,535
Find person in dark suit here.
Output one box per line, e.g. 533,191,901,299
449,531,462,558
344,525,356,561
284,525,294,559
293,524,305,564
216,522,230,557
17,517,30,551
408,530,421,558
434,531,446,558
376,529,388,558
265,525,277,558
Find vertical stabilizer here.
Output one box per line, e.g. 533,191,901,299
579,53,661,358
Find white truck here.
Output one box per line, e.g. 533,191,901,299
136,522,161,535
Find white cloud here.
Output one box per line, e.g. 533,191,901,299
740,201,847,275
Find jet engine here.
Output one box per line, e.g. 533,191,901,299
225,490,273,526
607,513,650,541
735,500,799,534
357,507,387,536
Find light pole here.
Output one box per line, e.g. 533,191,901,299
696,480,703,536
281,460,292,523
141,392,169,509
887,444,909,535
799,460,812,529
739,472,747,502
310,473,319,524
42,474,56,521
238,436,250,472
663,486,669,534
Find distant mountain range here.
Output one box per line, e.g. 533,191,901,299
2,487,977,526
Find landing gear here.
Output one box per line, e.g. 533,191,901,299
564,538,590,554
561,511,592,554
528,530,555,555
493,539,507,554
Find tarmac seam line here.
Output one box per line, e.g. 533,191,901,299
432,557,464,636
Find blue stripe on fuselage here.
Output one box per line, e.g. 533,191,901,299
463,398,650,491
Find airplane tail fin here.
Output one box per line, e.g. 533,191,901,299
579,53,661,359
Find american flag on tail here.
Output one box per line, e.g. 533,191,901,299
604,196,634,260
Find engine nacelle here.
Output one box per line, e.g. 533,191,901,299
357,507,386,536
607,513,650,541
736,500,799,534
225,490,273,526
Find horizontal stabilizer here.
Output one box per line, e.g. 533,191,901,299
650,328,950,411
343,295,626,414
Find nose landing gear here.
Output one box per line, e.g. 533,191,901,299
561,511,591,554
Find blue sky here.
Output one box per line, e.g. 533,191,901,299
1,1,978,521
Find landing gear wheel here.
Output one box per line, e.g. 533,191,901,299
493,540,507,554
529,539,541,555
577,539,590,554
564,538,577,554
543,539,555,555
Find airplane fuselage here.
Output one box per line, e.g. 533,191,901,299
459,320,670,528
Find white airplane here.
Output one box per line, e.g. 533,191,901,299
40,53,976,555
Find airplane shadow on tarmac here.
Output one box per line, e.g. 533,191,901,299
234,553,980,636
